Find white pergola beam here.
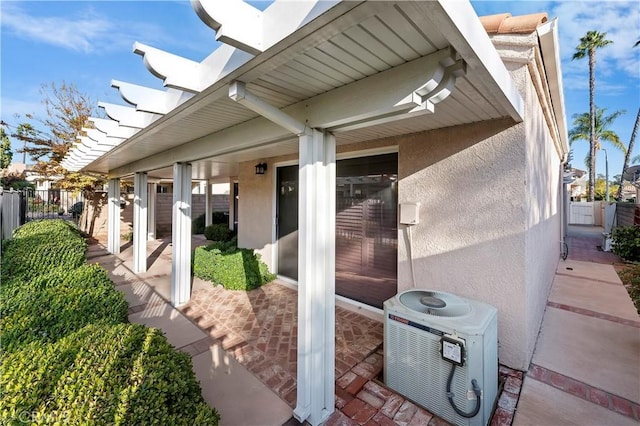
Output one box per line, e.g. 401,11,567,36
171,162,192,306
133,172,148,273
423,0,524,121
192,0,338,55
99,102,162,129
107,178,121,254
89,117,138,139
229,81,307,135
133,42,201,90
304,47,463,129
134,42,253,93
192,0,264,55
111,80,194,114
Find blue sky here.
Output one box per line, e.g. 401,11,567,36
1,1,639,180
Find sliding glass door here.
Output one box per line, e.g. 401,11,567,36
275,153,398,308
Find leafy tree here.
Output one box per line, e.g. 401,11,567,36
573,31,613,201
11,82,105,195
594,177,618,201
569,108,625,191
14,122,37,164
0,127,12,169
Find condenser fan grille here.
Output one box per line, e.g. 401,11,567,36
399,290,471,317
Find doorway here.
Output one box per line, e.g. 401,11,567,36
276,165,299,280
275,153,398,308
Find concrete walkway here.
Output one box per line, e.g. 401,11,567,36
514,226,640,425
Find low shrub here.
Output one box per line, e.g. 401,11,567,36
193,212,229,234
204,223,233,242
193,239,275,291
0,323,220,425
1,219,86,283
1,264,128,352
612,226,640,261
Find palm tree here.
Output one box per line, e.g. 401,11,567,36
616,41,640,199
569,108,626,200
573,31,613,201
617,108,640,199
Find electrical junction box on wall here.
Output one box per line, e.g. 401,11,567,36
400,202,420,225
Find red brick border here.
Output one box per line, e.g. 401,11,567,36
547,301,640,328
528,364,640,421
490,366,525,426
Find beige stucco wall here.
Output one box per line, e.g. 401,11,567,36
237,159,280,267
522,67,562,362
397,117,531,370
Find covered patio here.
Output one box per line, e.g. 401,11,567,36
65,0,570,424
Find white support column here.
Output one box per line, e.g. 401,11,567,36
147,182,157,240
205,178,212,227
107,178,121,254
294,129,336,426
171,162,192,306
133,172,148,273
229,178,236,231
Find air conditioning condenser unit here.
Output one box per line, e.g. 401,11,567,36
384,289,498,426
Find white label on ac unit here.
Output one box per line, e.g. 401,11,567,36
443,340,462,364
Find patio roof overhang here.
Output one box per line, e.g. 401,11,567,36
65,0,524,181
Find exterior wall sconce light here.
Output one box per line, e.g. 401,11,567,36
255,162,267,175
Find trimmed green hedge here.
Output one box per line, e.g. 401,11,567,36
1,264,128,352
0,219,220,425
193,238,275,291
193,212,229,234
0,323,219,425
1,220,86,283
204,223,233,242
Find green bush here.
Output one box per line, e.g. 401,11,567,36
1,220,86,283
204,223,233,242
612,226,640,261
1,264,128,352
193,212,229,234
0,323,219,425
193,239,275,290
0,219,220,424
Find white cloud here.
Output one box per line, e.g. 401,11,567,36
0,3,175,54
551,1,640,80
1,3,114,53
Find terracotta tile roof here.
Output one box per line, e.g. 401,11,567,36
480,12,548,34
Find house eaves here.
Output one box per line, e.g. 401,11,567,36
481,13,569,160
537,18,569,155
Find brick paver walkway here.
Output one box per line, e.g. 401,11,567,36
91,236,522,425
176,278,524,426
